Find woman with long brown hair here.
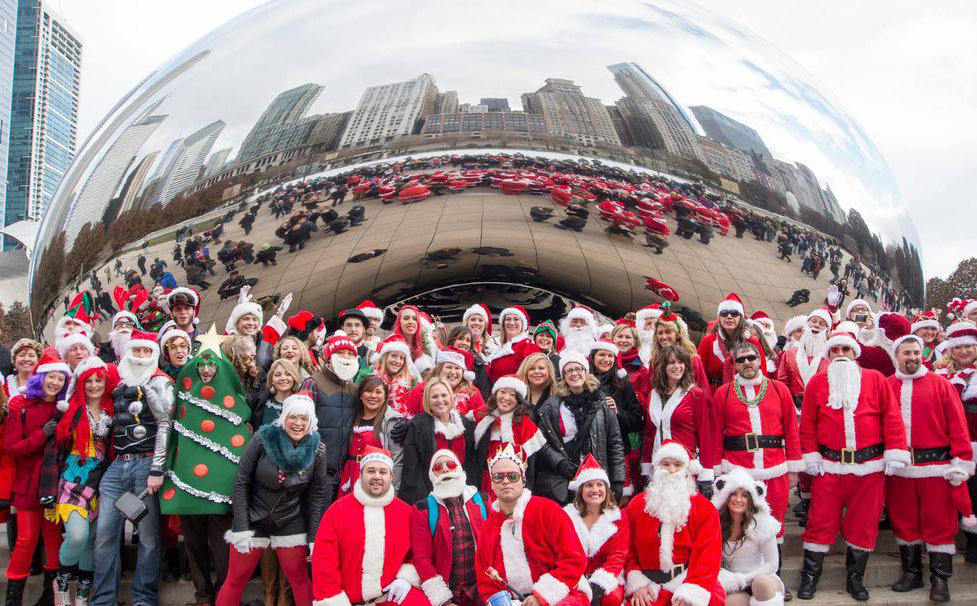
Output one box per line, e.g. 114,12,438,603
697,294,767,393
334,376,404,497
473,376,544,492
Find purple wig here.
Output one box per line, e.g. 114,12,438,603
23,370,70,401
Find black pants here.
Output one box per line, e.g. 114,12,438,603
180,514,232,604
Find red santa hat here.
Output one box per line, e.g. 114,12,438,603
749,311,774,332
590,339,627,379
357,299,384,323
784,315,807,336
288,310,316,333
876,312,910,343
57,332,95,359
943,322,977,350
824,329,861,358
492,375,528,400
374,335,422,381
35,347,71,376
964,300,977,318
807,307,833,328
324,331,357,358
359,445,394,470
563,305,597,328
125,329,160,358
652,439,702,475
891,334,924,357
911,310,940,334
711,468,772,516
568,453,610,492
111,310,139,327
498,305,529,331
845,298,871,319
634,304,663,327
436,347,476,382
717,293,744,316
462,303,493,335
558,349,590,376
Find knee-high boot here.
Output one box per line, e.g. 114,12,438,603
845,547,870,601
891,544,923,591
796,550,824,600
929,551,952,603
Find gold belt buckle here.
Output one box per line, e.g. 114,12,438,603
840,448,855,464
745,433,759,452
671,564,685,579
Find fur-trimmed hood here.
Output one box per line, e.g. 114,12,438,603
562,504,622,557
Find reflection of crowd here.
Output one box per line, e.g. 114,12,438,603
8,253,977,606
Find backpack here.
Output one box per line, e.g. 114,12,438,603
425,492,487,536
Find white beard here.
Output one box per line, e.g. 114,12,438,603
330,354,359,382
800,327,828,358
645,468,694,529
562,327,596,356
431,471,467,500
109,330,132,359
118,351,158,386
858,327,884,348
638,329,654,365
827,358,862,411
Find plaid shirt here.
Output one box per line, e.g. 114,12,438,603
445,496,477,596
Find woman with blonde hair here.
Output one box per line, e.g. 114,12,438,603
516,352,558,411
610,322,642,377
402,348,485,418
399,378,478,504
273,335,317,377
370,336,420,418
252,359,303,428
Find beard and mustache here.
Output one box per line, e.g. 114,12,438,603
118,350,158,386
799,326,828,358
645,467,695,528
562,326,596,356
827,357,862,410
330,354,360,382
430,469,467,500
109,329,132,360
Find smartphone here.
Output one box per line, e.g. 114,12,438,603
853,313,868,323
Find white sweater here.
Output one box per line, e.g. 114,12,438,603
718,513,781,592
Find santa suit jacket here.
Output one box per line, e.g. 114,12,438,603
799,367,910,475
887,369,975,477
562,504,629,595
311,483,420,606
712,377,803,480
475,490,589,606
623,491,724,606
776,348,828,397
631,358,711,409
485,335,541,384
939,367,977,455
697,333,767,394
640,386,716,481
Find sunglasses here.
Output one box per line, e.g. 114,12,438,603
830,345,853,353
734,355,758,363
719,310,741,318
491,471,522,484
432,460,458,473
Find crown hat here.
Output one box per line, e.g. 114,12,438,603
488,442,526,472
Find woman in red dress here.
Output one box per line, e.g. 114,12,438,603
473,375,544,493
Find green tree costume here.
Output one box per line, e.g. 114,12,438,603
160,344,252,514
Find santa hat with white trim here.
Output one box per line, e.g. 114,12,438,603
492,375,527,400
357,299,384,323
35,347,71,376
824,329,862,358
225,288,263,335
359,445,394,470
712,468,772,516
375,335,422,380
498,305,530,331
845,298,871,319
891,334,924,359
965,300,977,319
126,329,160,358
560,305,598,334
717,293,745,317
807,307,833,328
634,304,663,327
590,339,627,379
57,332,95,359
942,322,977,350
436,347,475,382
160,328,191,349
784,315,808,337
558,349,590,376
111,310,139,328
568,453,610,492
652,439,702,475
462,303,493,336
911,310,940,334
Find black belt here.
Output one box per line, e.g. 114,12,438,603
965,403,977,415
116,451,154,461
818,443,883,464
908,446,951,464
643,565,685,584
724,434,785,452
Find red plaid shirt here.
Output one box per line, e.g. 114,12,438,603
445,496,477,598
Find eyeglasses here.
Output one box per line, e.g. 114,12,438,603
167,342,189,351
491,471,522,484
432,460,458,473
114,320,135,328
830,345,853,353
719,310,741,318
563,367,585,376
734,355,758,363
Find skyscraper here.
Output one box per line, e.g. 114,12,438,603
689,105,772,161
0,1,17,237
479,98,509,112
4,0,82,247
339,73,438,149
203,147,232,178
237,83,322,162
521,78,619,147
615,96,703,161
607,62,700,134
153,120,225,205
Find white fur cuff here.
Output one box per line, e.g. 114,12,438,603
396,563,421,587
718,569,748,592
750,592,784,606
313,592,352,606
421,575,453,606
589,568,620,593
951,457,976,477
270,534,307,549
884,449,912,465
625,570,657,597
671,582,712,606
787,459,805,473
802,452,822,465
533,573,570,606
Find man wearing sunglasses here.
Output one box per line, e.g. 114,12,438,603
475,444,588,606
98,310,141,363
797,329,909,602
697,293,767,394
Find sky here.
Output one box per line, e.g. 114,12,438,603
54,0,976,280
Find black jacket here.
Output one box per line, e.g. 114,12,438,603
231,428,329,541
534,388,625,504
399,412,479,504
312,366,357,503
594,370,644,452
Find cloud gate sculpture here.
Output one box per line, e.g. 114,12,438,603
29,0,924,337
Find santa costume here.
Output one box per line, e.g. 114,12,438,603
474,376,545,493
311,446,425,606
475,445,589,606
559,306,599,356
640,382,715,483
562,455,628,606
711,371,802,534
775,308,831,401
797,331,910,601
885,334,975,601
697,294,767,393
485,306,541,383
624,441,724,606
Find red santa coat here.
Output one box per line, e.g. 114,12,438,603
940,367,977,456
630,357,710,408
776,347,828,397
799,367,910,475
697,333,767,393
475,490,589,606
485,336,541,384
623,491,724,606
711,377,803,480
562,504,629,595
312,484,421,606
640,386,716,480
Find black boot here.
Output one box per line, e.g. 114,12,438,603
32,570,57,606
966,532,977,564
777,544,793,601
845,547,871,601
796,549,824,600
929,551,952,603
795,498,810,527
4,579,26,606
891,543,923,591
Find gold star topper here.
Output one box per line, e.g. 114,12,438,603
195,324,231,359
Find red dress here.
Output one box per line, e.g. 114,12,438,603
337,424,383,497
473,412,545,493
640,386,716,481
563,505,629,606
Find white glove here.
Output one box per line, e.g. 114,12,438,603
826,285,841,306
804,461,824,476
308,542,314,556
231,533,252,554
884,460,906,476
383,579,411,604
945,469,969,486
238,284,253,303
276,292,294,318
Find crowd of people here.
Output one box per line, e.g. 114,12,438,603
3,266,977,606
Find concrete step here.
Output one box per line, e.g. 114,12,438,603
789,585,977,605
0,576,265,605
780,553,977,590
778,523,968,557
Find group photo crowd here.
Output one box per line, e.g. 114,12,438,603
2,266,976,606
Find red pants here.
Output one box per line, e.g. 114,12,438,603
886,476,963,551
632,583,725,606
763,474,789,539
802,472,884,551
599,586,624,606
5,509,62,580
216,545,312,606
798,472,812,499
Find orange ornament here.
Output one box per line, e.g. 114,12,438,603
193,464,208,477
200,385,215,400
222,395,236,409
230,434,245,448
200,419,215,433
162,488,175,501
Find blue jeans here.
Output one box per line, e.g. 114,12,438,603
92,456,161,606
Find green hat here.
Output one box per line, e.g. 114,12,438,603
534,320,557,340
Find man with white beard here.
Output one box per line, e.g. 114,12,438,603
53,312,93,358
93,329,175,606
624,440,724,606
313,332,364,503
560,306,600,356
781,315,808,351
98,310,139,363
635,305,664,364
777,308,831,407
411,450,487,606
797,329,909,601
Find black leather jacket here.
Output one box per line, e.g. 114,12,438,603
231,429,329,541
533,387,625,504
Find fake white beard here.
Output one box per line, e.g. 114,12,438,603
562,328,596,356
638,329,654,365
118,351,158,386
430,471,467,500
109,330,132,359
827,358,862,410
330,354,359,382
646,468,694,528
800,327,828,358
858,326,884,347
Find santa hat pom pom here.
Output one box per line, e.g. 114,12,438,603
616,368,628,379
687,459,703,475
56,399,69,413
464,370,476,382
962,516,977,530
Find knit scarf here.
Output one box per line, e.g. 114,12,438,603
562,389,601,462
258,424,320,473
619,347,641,370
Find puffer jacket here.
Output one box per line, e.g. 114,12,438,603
230,425,328,541
534,387,625,504
312,366,357,503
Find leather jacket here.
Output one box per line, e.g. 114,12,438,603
113,372,175,476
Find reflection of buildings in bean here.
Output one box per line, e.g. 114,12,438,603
237,83,323,163
149,120,226,206
203,148,233,179
521,78,620,147
339,73,439,149
0,0,15,242
690,105,772,161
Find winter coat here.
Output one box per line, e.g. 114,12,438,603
312,366,357,503
334,407,405,491
399,412,479,505
3,394,56,510
595,370,644,453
